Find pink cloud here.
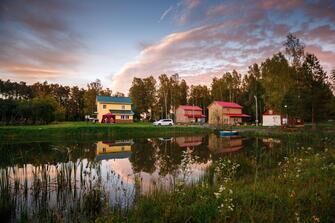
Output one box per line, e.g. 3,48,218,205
306,45,335,72
206,5,226,17
0,1,84,83
259,0,303,10
111,1,335,94
184,0,201,9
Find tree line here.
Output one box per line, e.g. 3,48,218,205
0,79,117,124
129,34,335,125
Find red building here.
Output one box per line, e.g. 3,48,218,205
175,105,206,123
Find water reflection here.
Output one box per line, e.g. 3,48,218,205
1,134,322,222
208,135,245,154
96,140,133,160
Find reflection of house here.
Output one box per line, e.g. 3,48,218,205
176,105,206,123
175,136,203,147
208,101,250,125
262,138,281,149
262,109,282,126
208,134,244,154
96,96,134,123
96,140,133,160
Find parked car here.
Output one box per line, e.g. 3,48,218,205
153,119,174,126
85,115,99,123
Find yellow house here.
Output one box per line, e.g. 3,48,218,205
96,96,134,123
208,101,250,125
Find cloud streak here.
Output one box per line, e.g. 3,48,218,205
159,6,173,22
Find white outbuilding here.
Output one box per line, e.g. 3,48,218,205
262,109,282,126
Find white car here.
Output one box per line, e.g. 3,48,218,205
153,119,174,126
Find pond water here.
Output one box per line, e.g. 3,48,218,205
0,133,329,222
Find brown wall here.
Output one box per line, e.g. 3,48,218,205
176,107,187,123
208,103,243,125
176,107,203,123
208,103,222,125
115,119,133,123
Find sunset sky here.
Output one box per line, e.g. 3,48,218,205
1,0,335,93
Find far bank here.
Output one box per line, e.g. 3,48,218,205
0,122,212,143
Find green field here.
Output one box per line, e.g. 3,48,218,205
0,122,212,142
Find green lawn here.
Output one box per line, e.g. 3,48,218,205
0,121,212,143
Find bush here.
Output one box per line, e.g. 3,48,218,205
0,97,57,125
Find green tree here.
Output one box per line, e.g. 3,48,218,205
211,71,242,102
284,33,305,68
189,85,211,120
84,79,107,115
240,64,265,121
260,53,295,113
298,54,333,126
169,74,189,119
67,86,85,121
179,79,188,105
157,74,172,119
129,76,156,120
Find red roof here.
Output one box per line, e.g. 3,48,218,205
224,113,250,117
263,109,281,115
214,101,242,108
102,113,115,118
178,105,203,111
184,114,206,118
177,141,202,147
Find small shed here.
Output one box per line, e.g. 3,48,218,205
101,113,115,123
262,109,282,126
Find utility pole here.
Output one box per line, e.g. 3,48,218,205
193,103,195,123
254,95,258,126
284,104,288,126
165,91,167,119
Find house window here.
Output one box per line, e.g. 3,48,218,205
121,105,125,110
121,115,129,120
103,104,106,109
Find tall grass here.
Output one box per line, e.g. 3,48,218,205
0,160,135,222
0,133,334,222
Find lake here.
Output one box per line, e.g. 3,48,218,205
0,133,333,222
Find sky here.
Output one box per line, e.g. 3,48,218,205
1,0,335,93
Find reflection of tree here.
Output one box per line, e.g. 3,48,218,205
129,139,157,174
156,140,185,176
0,142,96,167
190,144,210,163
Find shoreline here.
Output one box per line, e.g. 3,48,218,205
0,122,212,143
1,122,334,143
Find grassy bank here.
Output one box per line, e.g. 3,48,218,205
0,122,212,143
234,122,335,138
98,140,335,222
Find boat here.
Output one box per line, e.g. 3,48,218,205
219,130,239,137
